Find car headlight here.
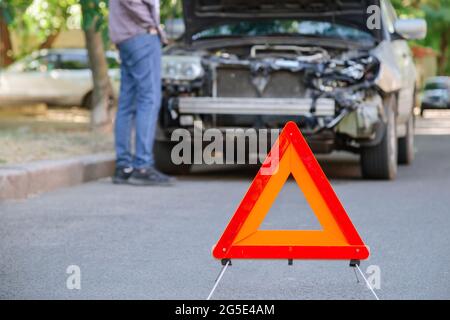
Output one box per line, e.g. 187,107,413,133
162,55,204,81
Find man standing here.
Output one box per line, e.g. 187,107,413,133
109,0,175,185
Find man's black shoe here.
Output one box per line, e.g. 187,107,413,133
112,167,134,184
128,167,176,186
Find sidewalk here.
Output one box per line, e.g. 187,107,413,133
0,106,115,200
0,153,115,200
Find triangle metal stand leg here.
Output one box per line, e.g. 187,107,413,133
207,259,231,300
352,267,360,283
350,260,380,300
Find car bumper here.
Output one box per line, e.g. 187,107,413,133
177,97,336,116
158,95,383,153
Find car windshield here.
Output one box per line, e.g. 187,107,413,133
7,51,120,71
59,53,89,70
424,82,449,90
8,54,57,72
192,20,374,43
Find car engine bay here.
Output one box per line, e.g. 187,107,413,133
161,44,385,152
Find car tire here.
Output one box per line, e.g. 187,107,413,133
154,141,192,175
81,91,93,109
420,107,425,117
81,91,115,110
360,95,398,180
398,115,415,165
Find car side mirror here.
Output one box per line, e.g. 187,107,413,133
164,18,185,41
394,18,427,40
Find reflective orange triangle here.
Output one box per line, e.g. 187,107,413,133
213,122,370,260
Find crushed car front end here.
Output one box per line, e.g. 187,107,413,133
154,0,410,178
159,41,385,155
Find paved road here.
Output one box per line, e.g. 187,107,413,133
1,111,450,300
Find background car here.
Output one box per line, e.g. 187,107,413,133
0,48,120,108
420,76,450,116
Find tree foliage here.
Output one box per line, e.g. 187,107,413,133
392,0,450,74
161,0,183,22
79,0,113,130
0,0,32,65
1,0,78,59
79,0,108,42
2,0,449,73
0,0,32,24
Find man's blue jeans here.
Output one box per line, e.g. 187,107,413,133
115,34,161,169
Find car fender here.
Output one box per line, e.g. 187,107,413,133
371,40,402,93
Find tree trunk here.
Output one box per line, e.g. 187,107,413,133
39,29,60,50
0,13,14,67
438,33,449,75
83,17,113,131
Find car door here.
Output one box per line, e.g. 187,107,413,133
48,52,93,106
0,52,59,105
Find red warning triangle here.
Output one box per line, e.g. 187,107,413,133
213,122,369,260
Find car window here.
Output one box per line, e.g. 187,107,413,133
424,82,449,90
7,58,30,72
56,52,119,70
193,20,374,43
8,51,119,72
58,53,89,70
23,54,58,72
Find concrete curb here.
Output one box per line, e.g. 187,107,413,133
0,153,115,200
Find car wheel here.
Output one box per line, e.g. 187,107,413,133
81,91,93,109
398,115,415,165
154,141,192,175
81,91,115,110
360,95,398,180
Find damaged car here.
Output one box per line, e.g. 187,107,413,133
155,0,426,179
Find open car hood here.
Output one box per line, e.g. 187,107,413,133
182,0,382,42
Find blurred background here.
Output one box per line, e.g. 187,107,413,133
0,0,449,166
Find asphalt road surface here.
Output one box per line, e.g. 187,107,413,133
1,110,450,300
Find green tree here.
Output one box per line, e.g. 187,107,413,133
0,0,32,67
392,0,450,75
0,0,78,66
422,0,450,74
78,0,183,130
80,0,112,130
160,0,182,22
29,0,78,50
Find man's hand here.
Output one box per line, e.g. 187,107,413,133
158,27,169,45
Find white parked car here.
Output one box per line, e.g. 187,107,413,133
0,48,120,108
